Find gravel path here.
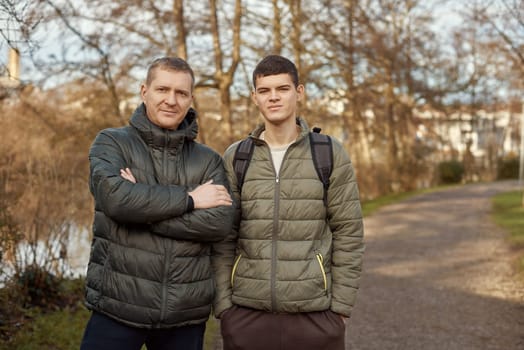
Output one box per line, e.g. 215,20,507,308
211,181,524,350
346,180,524,350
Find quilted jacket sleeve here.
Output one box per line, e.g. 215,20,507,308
211,142,241,317
89,129,188,223
149,151,235,242
327,138,365,317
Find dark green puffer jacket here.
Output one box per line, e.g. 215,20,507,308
85,104,234,328
213,118,364,318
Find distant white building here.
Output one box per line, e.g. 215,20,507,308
415,106,522,159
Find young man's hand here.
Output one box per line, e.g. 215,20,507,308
189,180,233,209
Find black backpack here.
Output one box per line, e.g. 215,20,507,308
232,127,333,205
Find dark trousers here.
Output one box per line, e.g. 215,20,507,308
220,306,346,350
80,311,206,350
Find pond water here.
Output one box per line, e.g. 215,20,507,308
0,226,91,287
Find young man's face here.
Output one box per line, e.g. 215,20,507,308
140,68,193,130
252,73,304,125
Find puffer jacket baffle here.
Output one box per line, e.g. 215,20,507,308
85,103,234,329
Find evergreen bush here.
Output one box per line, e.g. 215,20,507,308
497,156,519,179
437,160,464,184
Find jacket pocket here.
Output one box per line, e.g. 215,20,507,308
315,253,328,292
230,254,242,288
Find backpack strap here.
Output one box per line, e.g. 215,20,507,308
233,137,255,194
309,128,333,206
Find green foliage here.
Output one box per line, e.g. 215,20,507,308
491,190,524,276
492,190,524,247
0,303,219,350
0,273,219,349
362,192,416,216
497,156,519,180
437,160,464,184
361,186,448,217
0,306,90,350
0,275,85,345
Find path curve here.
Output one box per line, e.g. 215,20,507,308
346,180,524,350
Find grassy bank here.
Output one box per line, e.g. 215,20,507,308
0,306,218,350
491,190,524,273
360,186,443,216
0,306,90,350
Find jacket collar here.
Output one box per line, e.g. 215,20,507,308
129,103,198,150
250,117,310,144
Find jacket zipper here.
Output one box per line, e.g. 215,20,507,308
265,138,297,311
159,247,170,322
262,143,280,311
271,174,280,310
159,132,170,323
316,252,328,292
163,132,169,181
230,254,242,288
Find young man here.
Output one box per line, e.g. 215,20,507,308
213,55,365,350
81,57,234,350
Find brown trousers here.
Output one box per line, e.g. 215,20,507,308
220,306,346,350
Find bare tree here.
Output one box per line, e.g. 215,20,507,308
272,0,283,54
480,0,523,72
208,0,242,145
173,0,187,59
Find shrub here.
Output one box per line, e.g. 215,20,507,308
15,265,61,308
437,160,464,184
497,156,519,180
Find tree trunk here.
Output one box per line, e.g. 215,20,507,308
173,0,187,60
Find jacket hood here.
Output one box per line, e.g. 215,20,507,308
129,103,198,150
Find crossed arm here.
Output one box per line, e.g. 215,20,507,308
118,166,234,242
89,130,234,242
120,167,232,209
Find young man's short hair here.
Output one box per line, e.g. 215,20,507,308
252,55,299,88
146,57,195,90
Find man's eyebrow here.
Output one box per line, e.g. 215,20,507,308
256,84,292,91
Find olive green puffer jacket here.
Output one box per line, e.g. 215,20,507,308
213,118,364,318
86,104,234,328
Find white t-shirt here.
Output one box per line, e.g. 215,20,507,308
270,145,290,175
260,131,294,175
